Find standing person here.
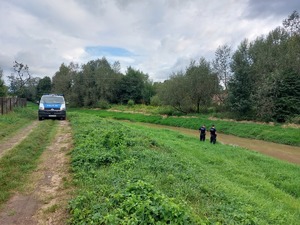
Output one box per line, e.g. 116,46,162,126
199,125,206,141
210,125,217,144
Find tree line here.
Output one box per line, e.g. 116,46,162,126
0,11,299,123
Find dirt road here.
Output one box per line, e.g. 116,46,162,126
0,121,39,158
0,120,73,225
135,122,300,165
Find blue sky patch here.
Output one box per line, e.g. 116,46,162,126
85,46,133,57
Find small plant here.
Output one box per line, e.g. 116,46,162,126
103,180,197,224
44,204,59,213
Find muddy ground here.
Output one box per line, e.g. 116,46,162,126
0,119,299,225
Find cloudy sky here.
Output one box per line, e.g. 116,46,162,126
0,0,299,82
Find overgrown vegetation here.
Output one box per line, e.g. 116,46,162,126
74,109,300,146
68,112,300,224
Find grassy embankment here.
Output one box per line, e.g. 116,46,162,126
0,104,58,207
73,108,300,146
68,111,300,224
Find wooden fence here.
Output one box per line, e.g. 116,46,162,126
0,97,27,115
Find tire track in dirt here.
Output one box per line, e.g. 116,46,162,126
0,120,73,225
0,121,39,158
131,122,300,165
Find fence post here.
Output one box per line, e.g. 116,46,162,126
0,98,3,115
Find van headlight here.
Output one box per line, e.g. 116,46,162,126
61,104,66,110
39,104,44,110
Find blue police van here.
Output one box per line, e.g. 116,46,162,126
38,94,66,120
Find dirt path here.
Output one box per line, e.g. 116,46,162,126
0,121,39,158
0,120,73,225
134,122,300,165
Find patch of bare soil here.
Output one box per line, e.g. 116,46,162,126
0,121,39,158
135,122,300,165
0,120,73,225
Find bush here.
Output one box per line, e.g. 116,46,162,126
96,99,110,109
150,95,162,106
157,106,176,116
127,99,135,107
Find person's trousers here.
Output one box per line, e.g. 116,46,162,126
200,134,205,141
210,135,216,144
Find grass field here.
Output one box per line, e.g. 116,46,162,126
68,110,300,224
71,108,300,146
1,105,299,224
0,102,37,142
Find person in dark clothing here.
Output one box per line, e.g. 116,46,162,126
210,125,217,144
199,125,206,141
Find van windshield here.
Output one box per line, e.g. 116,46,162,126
41,96,64,104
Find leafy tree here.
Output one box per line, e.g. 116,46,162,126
69,71,85,107
228,39,255,119
141,79,155,104
157,72,192,113
23,77,39,101
248,27,289,121
185,58,218,113
273,70,300,122
52,62,77,102
94,58,122,104
0,67,8,97
117,67,150,104
36,76,52,100
283,10,300,36
76,58,122,107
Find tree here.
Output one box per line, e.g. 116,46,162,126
24,77,39,101
228,39,255,119
185,58,218,113
213,44,232,90
157,72,192,113
247,27,289,121
0,67,8,97
52,62,77,102
76,58,122,107
273,70,300,122
283,10,300,36
8,61,31,97
36,76,52,100
117,67,150,104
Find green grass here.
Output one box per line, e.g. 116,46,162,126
0,102,37,142
68,111,300,224
0,119,57,206
73,109,300,146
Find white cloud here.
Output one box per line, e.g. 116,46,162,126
0,0,299,83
